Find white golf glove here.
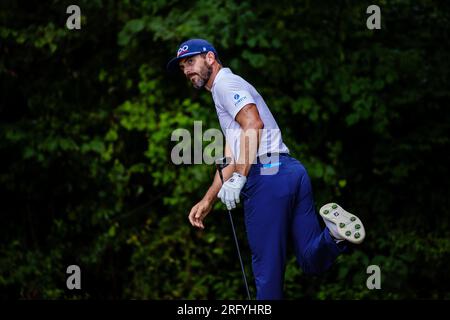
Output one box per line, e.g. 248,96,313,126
218,172,247,210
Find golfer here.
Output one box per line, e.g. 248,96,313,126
167,39,366,299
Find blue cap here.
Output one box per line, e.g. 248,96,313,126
166,39,218,72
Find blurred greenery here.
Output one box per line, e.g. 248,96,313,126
1,0,449,299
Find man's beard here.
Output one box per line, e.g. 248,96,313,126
191,62,212,89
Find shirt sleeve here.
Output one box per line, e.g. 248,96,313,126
215,80,256,120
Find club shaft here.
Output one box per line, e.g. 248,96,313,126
217,167,251,300
228,209,251,300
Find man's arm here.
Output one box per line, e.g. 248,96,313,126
191,103,263,224
189,142,235,229
234,103,264,176
202,142,235,204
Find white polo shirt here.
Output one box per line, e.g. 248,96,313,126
211,67,290,161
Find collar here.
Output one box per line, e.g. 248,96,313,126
212,67,232,91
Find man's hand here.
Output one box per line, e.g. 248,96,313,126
188,198,213,229
218,172,247,210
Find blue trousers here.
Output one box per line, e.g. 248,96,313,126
241,153,346,299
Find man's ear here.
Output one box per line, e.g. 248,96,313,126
206,51,215,65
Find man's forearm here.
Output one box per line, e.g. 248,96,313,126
203,142,236,203
203,124,261,204
235,127,262,176
203,161,235,203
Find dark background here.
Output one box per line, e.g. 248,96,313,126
1,0,449,299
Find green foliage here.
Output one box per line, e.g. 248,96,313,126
1,0,449,299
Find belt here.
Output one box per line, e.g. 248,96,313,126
256,152,290,164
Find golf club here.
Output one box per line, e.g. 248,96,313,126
215,156,252,300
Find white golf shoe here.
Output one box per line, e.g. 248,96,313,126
319,203,366,244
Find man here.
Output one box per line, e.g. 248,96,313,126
167,39,366,299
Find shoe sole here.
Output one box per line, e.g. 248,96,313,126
319,203,366,244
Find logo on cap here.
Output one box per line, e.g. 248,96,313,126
234,94,240,100
177,45,189,57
